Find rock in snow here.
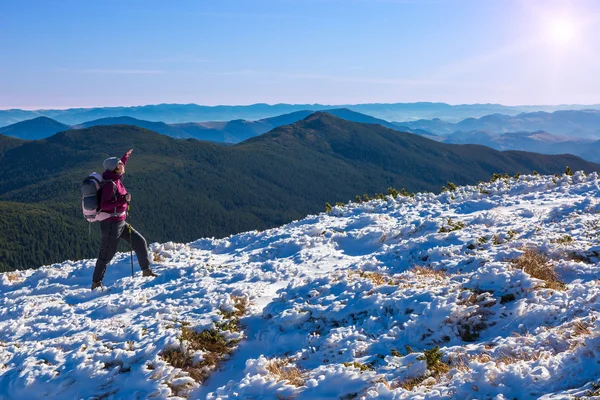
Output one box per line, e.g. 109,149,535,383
3,171,600,399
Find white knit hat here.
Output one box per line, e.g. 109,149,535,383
103,157,121,171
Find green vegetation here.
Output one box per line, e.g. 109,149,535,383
500,293,516,304
342,361,373,372
417,346,450,375
565,165,574,176
439,218,466,233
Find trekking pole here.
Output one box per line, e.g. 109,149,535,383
127,202,134,278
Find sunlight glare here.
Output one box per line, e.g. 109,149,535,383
545,16,576,45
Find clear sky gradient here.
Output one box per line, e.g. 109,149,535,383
1,0,599,109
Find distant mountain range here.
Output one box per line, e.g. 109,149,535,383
6,109,600,163
395,110,600,138
2,102,600,127
0,109,404,142
433,130,600,163
390,110,600,162
2,112,597,271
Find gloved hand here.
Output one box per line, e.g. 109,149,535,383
125,193,132,203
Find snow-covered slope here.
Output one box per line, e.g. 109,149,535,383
3,172,600,399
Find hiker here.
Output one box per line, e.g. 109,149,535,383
91,148,157,290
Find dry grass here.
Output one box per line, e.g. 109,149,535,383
410,266,447,280
447,354,470,372
511,248,566,291
469,353,492,364
152,252,164,263
495,349,549,367
266,358,306,387
399,375,428,390
400,347,450,391
161,298,249,389
161,326,238,384
349,270,393,286
375,377,396,390
555,235,574,244
5,272,21,282
572,320,593,337
219,296,249,323
343,361,373,372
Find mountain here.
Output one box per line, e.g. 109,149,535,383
1,112,598,271
393,117,457,135
443,130,577,148
425,129,600,163
74,109,399,143
3,102,600,127
396,110,600,139
0,134,25,157
3,173,600,399
74,116,190,138
0,116,70,140
109,108,405,143
0,108,415,143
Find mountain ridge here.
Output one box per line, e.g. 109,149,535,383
0,116,70,140
1,112,599,271
396,109,600,138
0,108,406,142
3,102,600,127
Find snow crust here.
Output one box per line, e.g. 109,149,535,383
3,171,600,399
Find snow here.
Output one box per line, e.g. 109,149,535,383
3,171,600,399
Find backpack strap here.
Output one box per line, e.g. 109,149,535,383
100,179,118,201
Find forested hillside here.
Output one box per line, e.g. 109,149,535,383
1,113,598,271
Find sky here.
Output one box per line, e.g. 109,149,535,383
1,0,599,109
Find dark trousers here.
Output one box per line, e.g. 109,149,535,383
93,219,150,283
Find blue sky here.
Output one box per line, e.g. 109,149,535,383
1,0,599,108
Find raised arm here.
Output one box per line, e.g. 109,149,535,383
120,148,133,166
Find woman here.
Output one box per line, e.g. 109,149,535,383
92,148,157,290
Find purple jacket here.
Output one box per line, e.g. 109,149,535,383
100,152,130,222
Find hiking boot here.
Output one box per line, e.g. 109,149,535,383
142,268,158,278
91,281,103,290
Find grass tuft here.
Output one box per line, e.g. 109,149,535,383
418,346,450,376
266,358,306,387
399,375,427,390
5,272,21,282
410,266,447,280
161,296,249,388
343,361,373,372
439,218,466,233
161,326,238,384
511,248,566,291
350,270,390,286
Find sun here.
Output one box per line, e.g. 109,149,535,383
545,16,577,45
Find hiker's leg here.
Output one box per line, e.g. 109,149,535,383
120,223,151,271
93,220,125,282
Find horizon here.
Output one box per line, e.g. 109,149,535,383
2,0,600,109
4,100,600,113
